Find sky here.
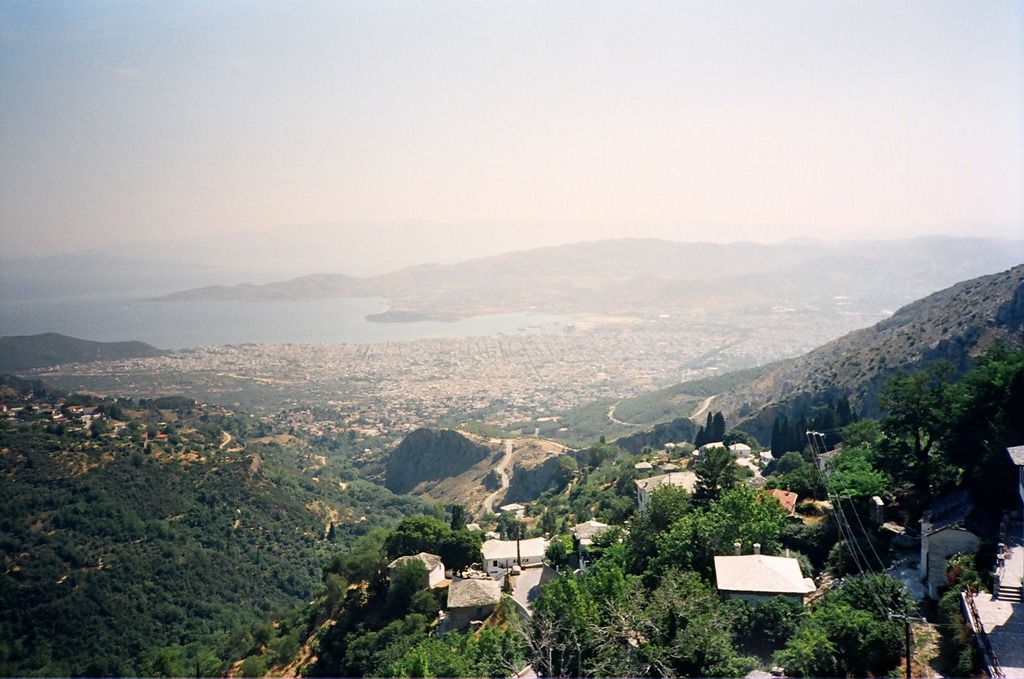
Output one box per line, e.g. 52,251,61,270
1,0,1022,259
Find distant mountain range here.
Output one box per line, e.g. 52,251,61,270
0,333,165,373
154,236,1024,325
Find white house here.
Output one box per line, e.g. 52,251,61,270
482,537,548,577
714,549,815,603
635,471,697,512
572,520,611,572
387,552,446,589
729,443,753,458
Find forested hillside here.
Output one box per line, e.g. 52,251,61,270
0,384,429,677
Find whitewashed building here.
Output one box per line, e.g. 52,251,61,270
482,537,548,577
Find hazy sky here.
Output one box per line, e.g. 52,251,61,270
1,0,1022,258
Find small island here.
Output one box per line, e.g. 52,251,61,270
365,309,461,323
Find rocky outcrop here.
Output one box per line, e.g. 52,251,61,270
384,428,492,495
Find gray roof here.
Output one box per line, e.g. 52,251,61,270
387,552,443,571
447,577,501,609
714,554,815,596
1008,445,1024,466
635,471,697,493
572,520,611,543
921,490,995,537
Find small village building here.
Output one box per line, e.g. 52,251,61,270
714,550,815,603
481,537,548,577
572,520,610,572
635,471,697,512
729,443,753,457
387,552,446,589
634,461,654,473
446,577,502,630
920,490,994,599
499,503,526,518
765,488,798,516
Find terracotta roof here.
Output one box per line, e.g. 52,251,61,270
766,488,798,515
447,577,501,609
714,554,815,596
387,552,443,571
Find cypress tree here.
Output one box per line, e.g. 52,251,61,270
711,412,726,441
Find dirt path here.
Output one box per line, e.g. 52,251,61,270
690,395,717,422
481,440,513,516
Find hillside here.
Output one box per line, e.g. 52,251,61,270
624,263,1024,444
0,333,165,372
384,428,572,513
0,393,429,677
154,236,1024,323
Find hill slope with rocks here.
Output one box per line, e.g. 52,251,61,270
384,428,497,496
707,263,1024,441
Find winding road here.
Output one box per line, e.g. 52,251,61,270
481,440,514,516
606,401,641,427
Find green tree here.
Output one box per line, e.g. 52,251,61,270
711,412,727,442
655,485,787,578
940,346,1024,509
841,419,883,450
545,534,575,570
693,445,738,506
879,363,953,504
828,446,892,510
449,503,467,531
439,529,482,575
497,511,525,540
384,516,451,559
388,560,429,616
555,455,579,489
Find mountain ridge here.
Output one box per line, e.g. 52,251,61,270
151,237,1024,326
614,262,1024,445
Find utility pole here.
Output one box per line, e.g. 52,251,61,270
889,612,923,679
904,616,912,679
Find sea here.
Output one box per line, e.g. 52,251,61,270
0,265,568,350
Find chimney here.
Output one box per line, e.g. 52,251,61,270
734,542,741,556
753,543,761,555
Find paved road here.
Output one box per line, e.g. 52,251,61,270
511,565,556,617
481,440,513,516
